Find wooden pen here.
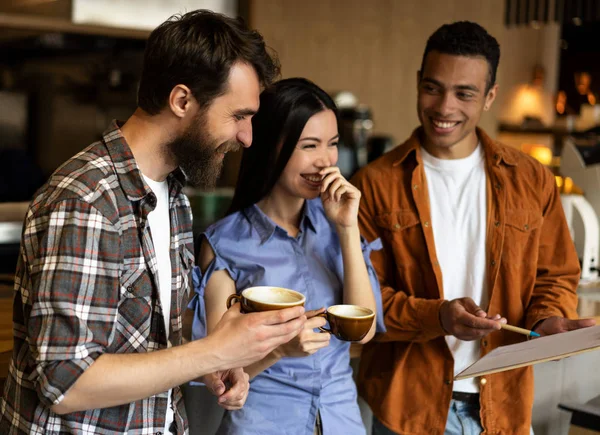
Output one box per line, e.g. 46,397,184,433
501,323,540,338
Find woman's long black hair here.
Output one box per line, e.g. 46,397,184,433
227,77,338,215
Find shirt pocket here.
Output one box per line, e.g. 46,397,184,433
503,209,543,265
112,267,154,353
374,209,420,235
374,209,433,298
120,267,154,299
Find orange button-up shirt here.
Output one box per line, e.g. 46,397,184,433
351,128,580,435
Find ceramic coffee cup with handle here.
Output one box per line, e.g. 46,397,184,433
317,304,375,341
226,286,306,313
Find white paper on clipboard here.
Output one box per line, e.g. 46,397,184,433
455,325,600,380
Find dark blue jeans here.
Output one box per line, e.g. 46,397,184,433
372,401,534,435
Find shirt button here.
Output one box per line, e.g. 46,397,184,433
394,223,400,229
424,221,429,227
127,285,134,293
524,224,529,230
445,379,452,385
494,221,500,227
495,183,502,190
494,154,499,159
480,377,487,386
412,184,418,190
491,260,496,266
482,339,488,346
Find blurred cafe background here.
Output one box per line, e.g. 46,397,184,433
2,0,600,434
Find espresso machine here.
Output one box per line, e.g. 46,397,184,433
331,91,396,177
336,105,373,177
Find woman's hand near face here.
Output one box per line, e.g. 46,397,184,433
320,167,361,228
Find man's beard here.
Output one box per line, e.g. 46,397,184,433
166,114,241,188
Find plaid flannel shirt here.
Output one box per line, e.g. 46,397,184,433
0,121,195,434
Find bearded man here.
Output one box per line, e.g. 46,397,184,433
0,10,308,435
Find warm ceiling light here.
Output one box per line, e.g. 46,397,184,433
588,92,597,105
524,145,553,166
556,90,567,115
575,72,592,96
555,176,563,188
563,177,574,193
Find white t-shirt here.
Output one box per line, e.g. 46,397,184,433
142,174,174,432
421,144,488,393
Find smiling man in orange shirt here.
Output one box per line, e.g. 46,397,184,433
352,21,595,435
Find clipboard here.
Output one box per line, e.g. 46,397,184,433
455,325,600,380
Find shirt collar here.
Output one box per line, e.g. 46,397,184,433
300,199,319,234
103,120,186,202
244,200,319,245
391,127,518,168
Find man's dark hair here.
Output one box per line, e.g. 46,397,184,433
420,21,500,93
138,9,280,114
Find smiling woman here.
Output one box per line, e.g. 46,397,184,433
226,78,340,213
187,78,386,435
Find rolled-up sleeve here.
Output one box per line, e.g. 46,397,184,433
361,237,386,333
24,199,121,407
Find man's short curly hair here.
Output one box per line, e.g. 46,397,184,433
420,21,500,93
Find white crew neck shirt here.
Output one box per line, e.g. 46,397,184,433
142,174,174,431
421,144,488,393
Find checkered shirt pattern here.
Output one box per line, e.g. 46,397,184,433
0,121,195,434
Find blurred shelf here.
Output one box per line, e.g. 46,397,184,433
0,12,150,40
0,202,28,223
499,123,600,138
498,123,568,135
0,222,22,244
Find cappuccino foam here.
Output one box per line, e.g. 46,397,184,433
328,305,374,318
245,287,304,305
